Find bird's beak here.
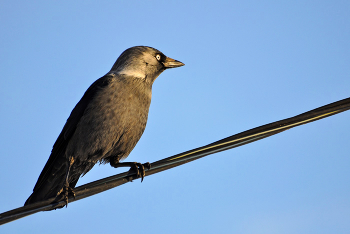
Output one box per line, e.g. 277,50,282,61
162,57,185,69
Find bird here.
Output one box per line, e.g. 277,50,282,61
25,46,184,206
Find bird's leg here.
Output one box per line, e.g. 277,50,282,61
63,182,76,206
110,161,151,182
56,157,76,207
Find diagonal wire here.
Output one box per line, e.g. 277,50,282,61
1,97,349,225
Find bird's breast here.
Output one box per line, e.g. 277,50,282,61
66,79,152,162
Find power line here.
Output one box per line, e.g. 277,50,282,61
1,97,349,225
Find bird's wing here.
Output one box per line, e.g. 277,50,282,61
26,74,113,204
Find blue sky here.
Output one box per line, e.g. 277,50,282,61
1,1,350,233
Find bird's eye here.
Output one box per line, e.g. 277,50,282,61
156,54,162,61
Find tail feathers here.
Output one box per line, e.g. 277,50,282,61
25,157,70,205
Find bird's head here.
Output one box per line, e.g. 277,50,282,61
110,46,184,83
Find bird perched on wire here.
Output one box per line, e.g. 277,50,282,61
25,46,184,206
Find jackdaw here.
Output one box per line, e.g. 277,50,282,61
25,46,184,206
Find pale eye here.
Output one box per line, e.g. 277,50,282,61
156,54,161,61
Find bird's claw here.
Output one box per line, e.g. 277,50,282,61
64,186,76,207
129,162,151,182
55,183,76,207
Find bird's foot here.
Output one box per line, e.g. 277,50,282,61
133,162,151,182
111,161,151,182
64,185,76,207
55,183,76,207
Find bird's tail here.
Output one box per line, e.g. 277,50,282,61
24,154,72,205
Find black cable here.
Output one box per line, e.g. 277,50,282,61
1,97,349,225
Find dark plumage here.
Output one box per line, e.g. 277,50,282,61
25,46,184,205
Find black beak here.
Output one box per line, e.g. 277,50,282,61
162,57,185,68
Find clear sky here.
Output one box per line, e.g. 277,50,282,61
1,1,350,233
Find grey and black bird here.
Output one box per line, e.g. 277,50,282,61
25,46,184,206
